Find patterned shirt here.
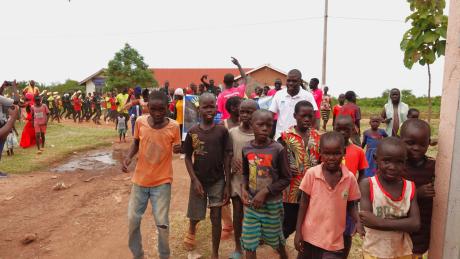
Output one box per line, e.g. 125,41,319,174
280,126,320,203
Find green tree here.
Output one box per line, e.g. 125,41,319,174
47,79,84,93
400,0,447,123
106,43,157,92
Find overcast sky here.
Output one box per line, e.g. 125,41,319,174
0,0,449,97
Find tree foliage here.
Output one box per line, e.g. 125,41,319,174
400,0,447,68
106,43,157,92
46,79,84,94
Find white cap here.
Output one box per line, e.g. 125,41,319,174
174,88,184,96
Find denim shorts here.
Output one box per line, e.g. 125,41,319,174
187,178,225,221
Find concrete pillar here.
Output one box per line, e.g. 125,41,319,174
429,0,460,258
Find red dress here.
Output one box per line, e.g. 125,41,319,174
20,108,36,148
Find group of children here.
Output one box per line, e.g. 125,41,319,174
124,87,435,259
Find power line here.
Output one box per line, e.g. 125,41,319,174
329,16,404,23
0,15,405,40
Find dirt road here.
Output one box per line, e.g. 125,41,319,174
0,143,296,259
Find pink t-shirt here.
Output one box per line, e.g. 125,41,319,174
32,105,50,126
267,89,277,96
217,84,246,120
312,88,323,119
299,164,361,251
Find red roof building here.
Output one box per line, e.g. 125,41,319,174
80,65,289,93
151,68,252,89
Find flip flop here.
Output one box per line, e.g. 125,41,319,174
183,232,196,251
229,251,243,259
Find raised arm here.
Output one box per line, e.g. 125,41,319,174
200,75,210,87
231,57,247,85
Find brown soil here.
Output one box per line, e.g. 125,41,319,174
0,142,299,259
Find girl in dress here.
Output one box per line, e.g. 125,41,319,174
362,116,388,177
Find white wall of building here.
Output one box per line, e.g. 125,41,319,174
86,81,95,94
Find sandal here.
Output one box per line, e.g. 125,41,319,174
229,251,243,259
183,232,196,251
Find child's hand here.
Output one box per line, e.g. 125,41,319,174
417,183,435,198
359,211,380,228
355,221,365,237
122,157,132,173
192,178,205,198
231,159,242,174
252,188,269,209
294,232,303,253
241,188,250,206
222,184,231,205
173,144,182,154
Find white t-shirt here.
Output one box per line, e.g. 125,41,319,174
269,88,318,140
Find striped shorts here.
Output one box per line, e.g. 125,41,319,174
241,200,285,251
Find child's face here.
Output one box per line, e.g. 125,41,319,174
370,118,381,130
230,103,241,117
295,106,314,130
338,95,345,105
252,114,273,142
199,97,217,123
239,104,256,125
148,100,167,124
376,144,406,182
320,140,344,172
401,126,430,161
334,120,353,143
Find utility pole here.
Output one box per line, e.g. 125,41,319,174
321,0,329,87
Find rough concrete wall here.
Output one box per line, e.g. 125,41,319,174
430,0,460,258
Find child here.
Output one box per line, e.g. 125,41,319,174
116,113,127,143
183,93,232,259
320,86,332,131
334,115,368,256
400,119,435,258
216,57,247,120
279,101,320,239
221,96,242,130
172,88,185,159
360,137,421,259
6,127,18,156
219,95,242,241
407,108,420,119
31,96,50,154
362,116,388,178
240,109,291,259
338,91,362,146
332,94,345,127
122,90,181,259
227,99,258,258
294,131,361,259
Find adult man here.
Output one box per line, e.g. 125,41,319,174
116,88,130,121
269,69,318,140
381,88,409,136
309,78,323,130
200,75,218,95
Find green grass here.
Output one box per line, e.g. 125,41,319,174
1,122,115,174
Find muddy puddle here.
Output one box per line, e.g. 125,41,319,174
51,149,122,173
